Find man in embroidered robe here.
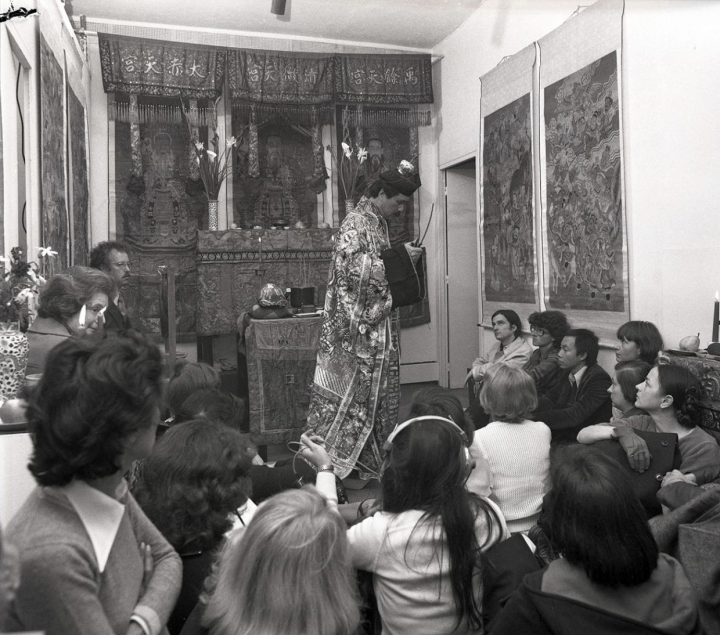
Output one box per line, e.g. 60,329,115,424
307,161,423,480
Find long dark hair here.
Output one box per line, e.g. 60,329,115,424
381,418,501,631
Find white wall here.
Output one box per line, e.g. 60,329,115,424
433,0,720,375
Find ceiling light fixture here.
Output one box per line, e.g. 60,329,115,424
271,0,287,16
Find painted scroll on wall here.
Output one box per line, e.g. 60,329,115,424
40,34,69,270
539,0,628,340
480,44,539,327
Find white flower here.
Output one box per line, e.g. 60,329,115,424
357,148,368,163
37,246,58,258
207,150,218,160
398,160,415,176
341,142,352,158
15,289,35,304
226,136,237,148
194,141,205,151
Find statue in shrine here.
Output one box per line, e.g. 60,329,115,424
253,134,300,227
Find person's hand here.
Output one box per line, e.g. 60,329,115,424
125,624,144,635
404,243,424,265
661,469,697,488
139,542,153,592
612,427,651,473
300,433,332,468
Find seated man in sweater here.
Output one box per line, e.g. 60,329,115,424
534,328,612,444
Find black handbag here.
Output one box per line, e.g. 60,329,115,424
590,428,681,518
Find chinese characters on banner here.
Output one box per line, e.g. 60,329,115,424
334,54,433,104
98,34,226,98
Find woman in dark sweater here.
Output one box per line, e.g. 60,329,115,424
492,445,700,635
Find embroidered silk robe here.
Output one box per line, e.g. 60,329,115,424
307,197,400,479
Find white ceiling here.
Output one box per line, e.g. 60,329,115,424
68,0,487,50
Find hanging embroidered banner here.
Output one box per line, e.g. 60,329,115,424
228,49,335,104
334,53,433,104
98,34,226,98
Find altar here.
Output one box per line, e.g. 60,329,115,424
195,228,334,361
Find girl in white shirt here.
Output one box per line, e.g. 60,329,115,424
301,416,508,635
476,365,551,533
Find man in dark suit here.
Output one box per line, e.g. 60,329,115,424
89,241,133,331
534,328,612,444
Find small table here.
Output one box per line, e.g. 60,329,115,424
245,316,323,450
663,351,720,442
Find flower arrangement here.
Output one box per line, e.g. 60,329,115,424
327,141,368,206
183,103,239,201
0,247,51,330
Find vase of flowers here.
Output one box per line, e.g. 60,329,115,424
328,141,368,212
0,247,48,399
184,103,239,232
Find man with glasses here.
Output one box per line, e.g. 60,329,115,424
89,241,134,331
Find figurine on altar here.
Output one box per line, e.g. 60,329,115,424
306,160,425,480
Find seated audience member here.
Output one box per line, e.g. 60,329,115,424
652,468,720,634
534,328,612,444
5,333,181,635
492,445,701,635
408,387,494,498
578,365,720,477
616,320,664,364
468,309,533,428
476,366,551,533
609,360,652,420
523,310,570,396
165,361,221,424
133,420,252,635
199,488,360,635
25,266,115,375
301,415,508,635
176,388,316,502
469,309,533,382
89,240,133,331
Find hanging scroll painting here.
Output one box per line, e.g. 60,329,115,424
539,0,627,340
40,34,69,270
544,53,623,311
68,87,89,267
480,44,539,327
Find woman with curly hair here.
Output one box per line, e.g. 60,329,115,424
523,310,570,396
133,419,252,635
4,332,181,635
25,266,116,375
578,365,720,479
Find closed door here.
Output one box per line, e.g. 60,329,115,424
445,162,479,388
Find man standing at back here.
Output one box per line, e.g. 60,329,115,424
89,241,133,331
534,328,612,444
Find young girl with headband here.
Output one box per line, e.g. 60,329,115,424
300,415,508,635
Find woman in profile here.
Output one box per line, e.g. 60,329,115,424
492,445,701,635
200,488,360,635
25,266,115,375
